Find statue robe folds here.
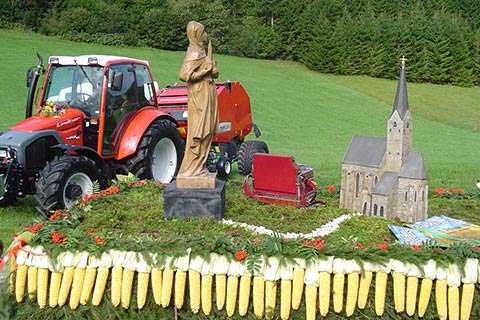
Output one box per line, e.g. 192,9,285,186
178,21,219,177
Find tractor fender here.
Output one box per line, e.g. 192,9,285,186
115,108,177,160
51,143,114,180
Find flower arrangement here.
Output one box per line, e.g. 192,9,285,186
39,101,67,117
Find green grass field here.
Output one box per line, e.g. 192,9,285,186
0,29,479,245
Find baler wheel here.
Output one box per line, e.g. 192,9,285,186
237,140,269,175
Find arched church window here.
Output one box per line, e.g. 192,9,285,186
380,206,384,217
415,191,417,202
374,204,378,216
374,176,378,185
363,202,367,214
355,173,360,198
393,121,397,127
404,191,408,201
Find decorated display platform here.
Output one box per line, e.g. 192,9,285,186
1,181,479,319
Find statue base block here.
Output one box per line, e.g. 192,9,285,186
163,180,225,220
175,173,217,189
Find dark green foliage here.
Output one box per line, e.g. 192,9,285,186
2,0,479,86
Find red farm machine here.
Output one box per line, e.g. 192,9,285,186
0,54,267,216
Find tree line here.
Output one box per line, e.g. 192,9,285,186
1,0,479,86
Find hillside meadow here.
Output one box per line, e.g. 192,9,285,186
0,28,479,242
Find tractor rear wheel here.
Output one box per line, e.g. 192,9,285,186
237,140,269,175
0,194,15,207
34,155,105,217
124,119,184,183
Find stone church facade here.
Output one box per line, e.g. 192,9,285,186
339,60,428,223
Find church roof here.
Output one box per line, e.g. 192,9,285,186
399,151,428,179
372,172,398,195
390,58,409,119
343,135,386,167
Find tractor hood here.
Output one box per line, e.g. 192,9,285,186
11,108,85,133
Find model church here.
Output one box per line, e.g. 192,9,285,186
339,58,428,223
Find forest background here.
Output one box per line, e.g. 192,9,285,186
1,0,479,87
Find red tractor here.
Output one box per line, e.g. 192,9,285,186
0,54,267,216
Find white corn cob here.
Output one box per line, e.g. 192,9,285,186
26,250,39,301
391,259,407,313
460,259,478,320
332,258,346,313
291,267,305,310
253,275,265,318
121,252,138,309
239,275,252,316
317,256,334,317
69,252,89,310
418,259,436,317
162,268,174,308
405,263,421,316
226,275,239,317
80,264,97,305
435,263,448,320
110,250,127,307
136,253,152,309
9,255,16,295
212,254,229,311
189,255,204,314
304,258,320,320
57,252,76,307
372,261,391,317
278,260,293,320
447,263,461,320
264,256,280,317
174,254,190,309
200,255,215,316
15,264,28,303
151,268,163,306
357,262,373,310
90,252,113,306
345,260,361,316
37,267,50,308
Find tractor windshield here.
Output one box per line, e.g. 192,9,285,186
43,65,104,117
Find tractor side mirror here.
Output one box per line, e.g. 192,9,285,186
111,72,123,91
26,67,34,88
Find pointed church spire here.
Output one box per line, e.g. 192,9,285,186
391,56,409,119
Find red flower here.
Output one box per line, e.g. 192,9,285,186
326,185,337,193
50,231,66,244
23,222,45,234
314,238,325,249
82,194,91,202
234,250,247,261
433,188,446,195
450,187,464,194
374,243,388,251
86,229,96,236
95,236,106,244
411,244,421,251
356,242,364,249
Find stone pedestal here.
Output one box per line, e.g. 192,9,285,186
163,180,225,220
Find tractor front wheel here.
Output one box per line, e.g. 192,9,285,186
34,155,105,217
237,140,269,175
124,119,184,183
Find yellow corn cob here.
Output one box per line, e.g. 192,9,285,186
318,271,331,316
80,266,97,305
448,286,459,320
121,268,135,309
174,270,187,309
265,280,277,318
215,274,227,310
238,275,251,316
189,270,201,313
15,264,28,302
226,275,239,317
332,273,345,313
161,268,174,308
137,272,150,309
291,268,305,310
58,266,74,306
69,267,86,309
417,278,433,317
201,274,213,315
27,266,38,300
435,279,448,320
9,256,16,295
37,268,49,308
111,265,123,307
91,267,109,306
151,268,163,306
375,272,388,316
392,272,405,313
49,271,62,307
345,272,359,316
305,285,317,320
280,279,291,320
460,283,475,320
357,271,373,309
252,275,265,318
406,276,418,316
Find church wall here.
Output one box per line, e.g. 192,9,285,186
394,178,428,223
340,164,381,214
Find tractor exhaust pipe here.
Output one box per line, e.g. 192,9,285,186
25,53,44,119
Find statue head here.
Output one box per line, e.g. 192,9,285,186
186,21,207,48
